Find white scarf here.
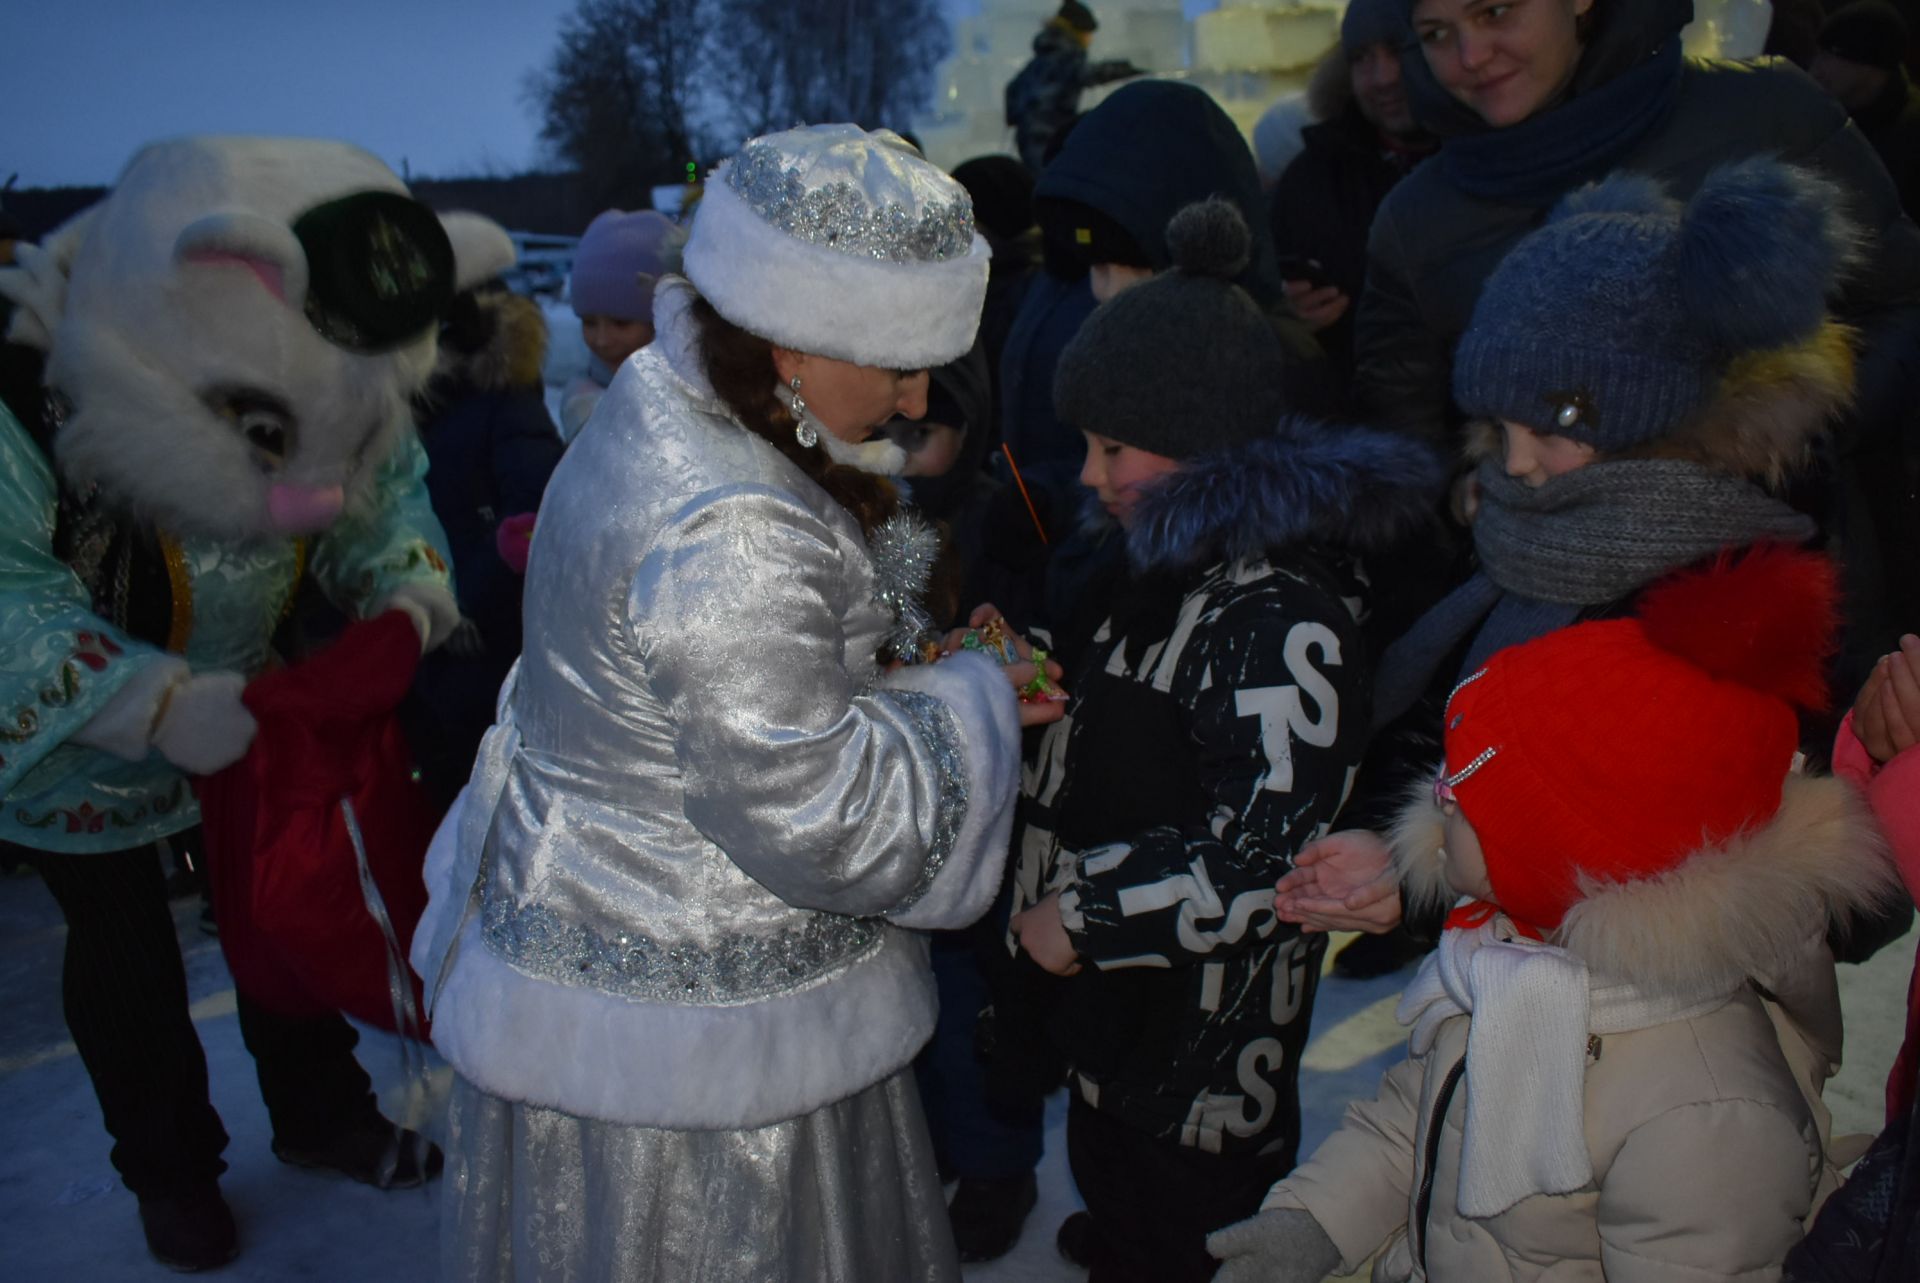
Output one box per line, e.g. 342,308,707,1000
1396,915,1736,1219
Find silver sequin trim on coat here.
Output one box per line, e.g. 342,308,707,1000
726,143,975,263
880,689,969,910
482,898,883,1006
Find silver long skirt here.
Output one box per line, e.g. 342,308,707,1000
440,1069,960,1282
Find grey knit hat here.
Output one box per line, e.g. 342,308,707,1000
1453,159,1850,451
1054,199,1288,459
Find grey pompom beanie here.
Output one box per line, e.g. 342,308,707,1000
1053,199,1289,459
1453,158,1851,451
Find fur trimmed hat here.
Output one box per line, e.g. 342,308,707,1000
681,124,991,370
1454,159,1853,452
1054,199,1289,458
1432,545,1841,938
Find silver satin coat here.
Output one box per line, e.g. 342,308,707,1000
412,281,1020,1131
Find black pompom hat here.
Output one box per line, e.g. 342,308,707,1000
1053,198,1289,459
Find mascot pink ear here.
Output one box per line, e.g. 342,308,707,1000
173,211,310,307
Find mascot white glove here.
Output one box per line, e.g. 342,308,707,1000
151,673,258,775
70,663,256,775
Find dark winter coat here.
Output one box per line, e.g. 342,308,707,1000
1006,418,1442,1161
409,291,563,804
1852,68,1920,223
1270,105,1430,383
1356,55,1920,448
1005,25,1140,172
995,267,1099,545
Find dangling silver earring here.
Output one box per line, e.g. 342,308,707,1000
788,376,818,448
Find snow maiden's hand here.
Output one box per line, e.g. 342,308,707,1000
1273,829,1404,933
941,604,1067,728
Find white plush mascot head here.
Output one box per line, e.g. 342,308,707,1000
0,135,510,541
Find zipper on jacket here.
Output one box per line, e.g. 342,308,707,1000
1415,1057,1468,1273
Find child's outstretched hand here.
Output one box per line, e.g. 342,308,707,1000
1010,891,1082,976
1854,634,1920,764
1274,830,1404,934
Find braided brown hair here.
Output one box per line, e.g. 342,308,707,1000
689,295,900,537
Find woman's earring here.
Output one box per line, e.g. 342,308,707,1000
788,376,818,448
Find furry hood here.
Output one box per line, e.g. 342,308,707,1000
1393,772,1900,996
1125,416,1443,574
432,290,549,394
1461,320,1854,488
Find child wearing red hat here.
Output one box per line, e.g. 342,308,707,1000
1212,545,1901,1281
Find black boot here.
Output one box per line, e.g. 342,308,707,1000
1056,1209,1097,1268
948,1171,1038,1263
272,1116,444,1190
138,1183,238,1272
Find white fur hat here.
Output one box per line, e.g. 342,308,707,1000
682,124,990,369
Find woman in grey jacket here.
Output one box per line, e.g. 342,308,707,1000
411,125,1051,1282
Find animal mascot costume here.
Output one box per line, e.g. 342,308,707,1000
0,136,495,1270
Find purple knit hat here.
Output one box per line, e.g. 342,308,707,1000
569,209,676,321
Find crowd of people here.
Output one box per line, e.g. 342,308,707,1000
6,0,1920,1278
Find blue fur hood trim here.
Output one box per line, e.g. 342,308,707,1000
1126,418,1444,573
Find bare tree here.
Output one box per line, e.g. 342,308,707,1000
529,0,954,206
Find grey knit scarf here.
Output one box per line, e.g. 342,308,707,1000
1372,458,1816,729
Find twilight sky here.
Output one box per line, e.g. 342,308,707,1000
5,0,1224,190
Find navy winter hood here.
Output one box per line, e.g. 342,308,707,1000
1034,80,1284,307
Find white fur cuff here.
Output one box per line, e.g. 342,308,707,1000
881,650,1021,930
375,582,459,653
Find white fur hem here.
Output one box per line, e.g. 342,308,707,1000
682,172,989,370
881,650,1021,930
68,656,189,761
428,915,937,1129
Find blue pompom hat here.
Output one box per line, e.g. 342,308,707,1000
1453,158,1853,451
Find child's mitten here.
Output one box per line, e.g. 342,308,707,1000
1208,1207,1341,1283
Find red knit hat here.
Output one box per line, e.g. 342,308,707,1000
1440,545,1839,936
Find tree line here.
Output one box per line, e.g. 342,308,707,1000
529,0,951,211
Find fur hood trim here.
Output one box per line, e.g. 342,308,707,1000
1125,416,1443,573
434,291,548,392
1462,321,1854,487
1394,772,1900,993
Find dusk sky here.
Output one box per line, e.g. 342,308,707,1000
5,0,1020,190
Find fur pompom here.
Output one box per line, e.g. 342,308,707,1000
1165,198,1251,281
1549,170,1675,222
1677,159,1853,356
1637,543,1838,710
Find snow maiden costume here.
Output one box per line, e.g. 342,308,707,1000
412,125,1021,1282
0,136,495,1270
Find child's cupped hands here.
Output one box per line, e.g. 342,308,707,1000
1853,633,1920,765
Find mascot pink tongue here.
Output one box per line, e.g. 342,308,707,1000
267,481,346,533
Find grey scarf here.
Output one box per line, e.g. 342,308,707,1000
1373,459,1816,729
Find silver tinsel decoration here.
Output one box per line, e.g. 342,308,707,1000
868,510,942,662
725,142,975,264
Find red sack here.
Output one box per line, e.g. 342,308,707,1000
197,611,442,1033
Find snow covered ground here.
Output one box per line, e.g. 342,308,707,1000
1,860,1909,1281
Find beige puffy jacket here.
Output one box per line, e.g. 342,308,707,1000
1265,773,1895,1282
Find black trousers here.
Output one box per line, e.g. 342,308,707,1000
33,841,378,1199
1067,1095,1294,1283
